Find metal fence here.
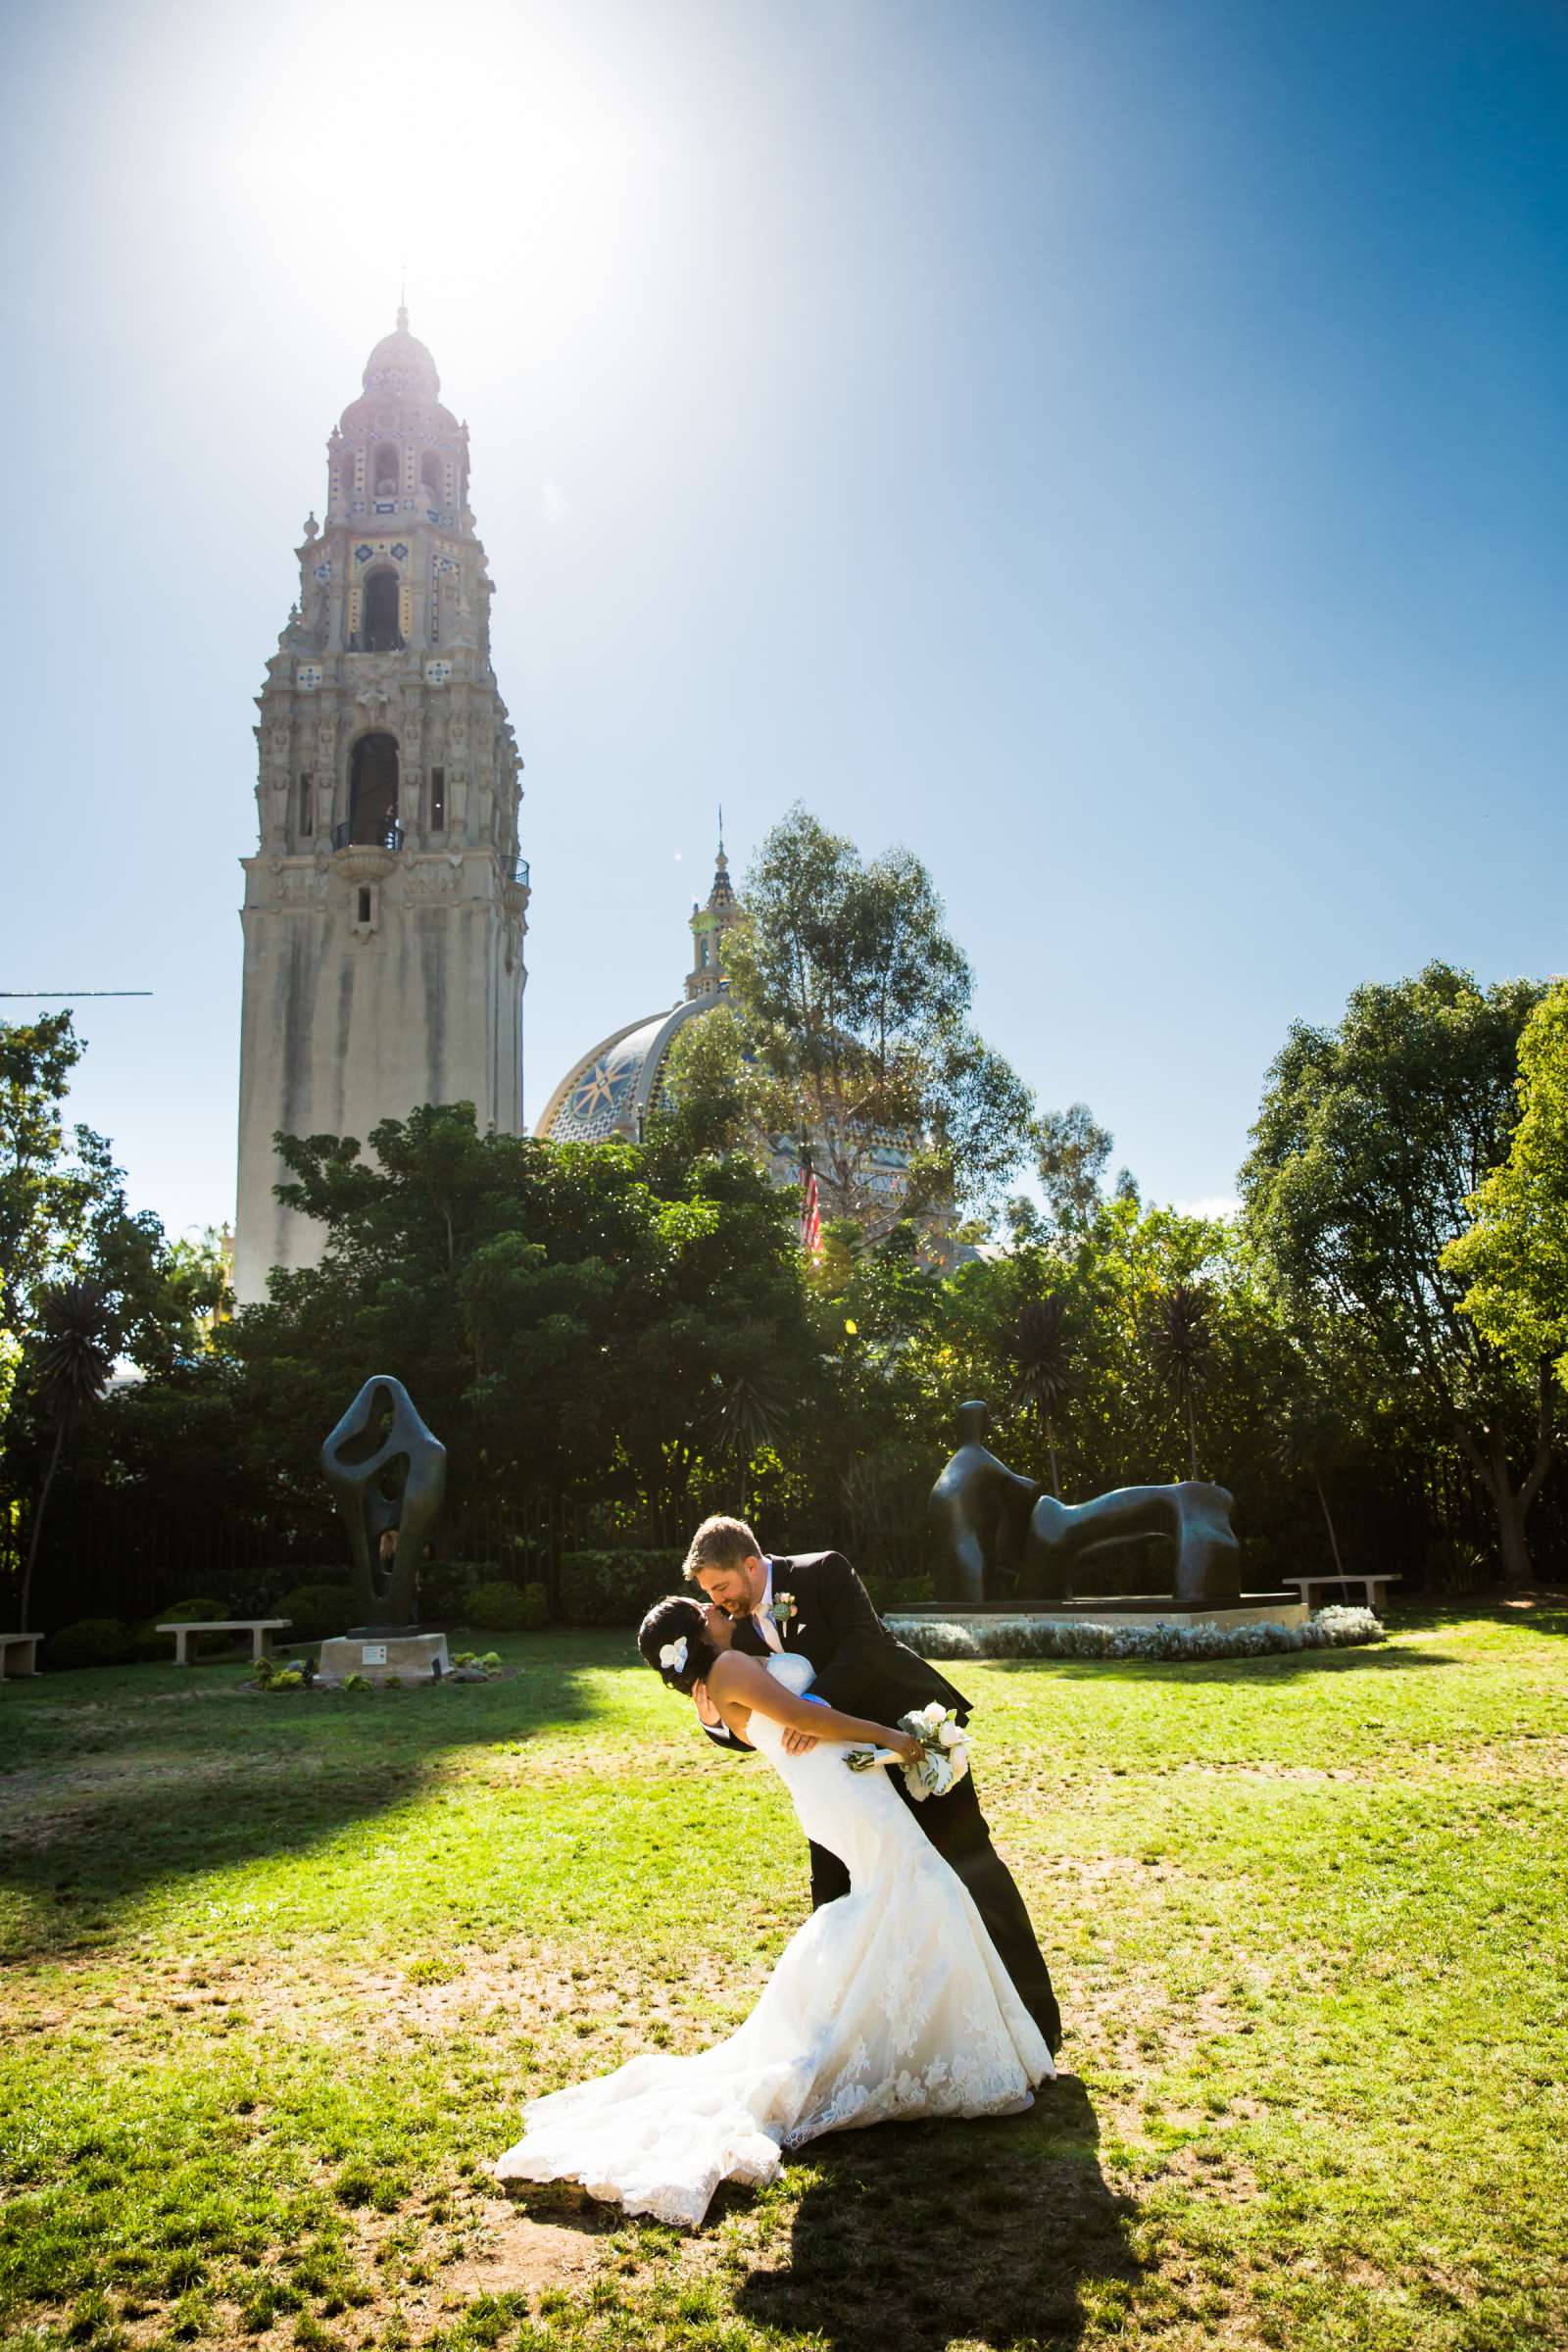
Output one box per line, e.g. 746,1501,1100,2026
4,1446,1563,1638
0,1485,703,1635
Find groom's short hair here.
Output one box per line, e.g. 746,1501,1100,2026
684,1515,762,1580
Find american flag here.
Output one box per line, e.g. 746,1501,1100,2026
800,1160,823,1258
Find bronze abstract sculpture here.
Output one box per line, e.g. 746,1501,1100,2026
320,1377,447,1627
1021,1481,1242,1607
929,1401,1243,1608
928,1399,1042,1603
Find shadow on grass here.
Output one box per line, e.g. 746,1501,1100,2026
731,2077,1136,2352
0,1653,604,1956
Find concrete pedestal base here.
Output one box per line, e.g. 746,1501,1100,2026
318,1631,451,1685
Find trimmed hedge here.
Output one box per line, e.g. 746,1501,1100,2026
886,1603,1386,1663
417,1559,498,1622
48,1618,134,1670
558,1548,687,1628
465,1580,549,1632
274,1581,356,1642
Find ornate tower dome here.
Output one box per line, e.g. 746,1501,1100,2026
536,836,739,1143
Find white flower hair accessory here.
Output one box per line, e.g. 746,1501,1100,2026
659,1636,689,1677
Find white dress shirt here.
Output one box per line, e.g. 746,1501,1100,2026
753,1558,784,1653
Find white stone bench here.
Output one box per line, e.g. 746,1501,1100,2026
156,1618,292,1665
0,1632,41,1679
1282,1574,1396,1618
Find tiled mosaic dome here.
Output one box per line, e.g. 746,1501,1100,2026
362,309,441,400
536,844,739,1146
535,1001,710,1144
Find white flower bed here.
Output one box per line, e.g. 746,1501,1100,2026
886,1604,1384,1663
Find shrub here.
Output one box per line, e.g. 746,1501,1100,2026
558,1548,687,1627
419,1557,514,1620
48,1618,135,1670
886,1604,1386,1663
517,1581,550,1630
466,1581,534,1631
274,1581,355,1641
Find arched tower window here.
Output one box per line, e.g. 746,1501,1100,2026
419,451,442,503
361,568,401,652
349,733,400,845
372,442,400,497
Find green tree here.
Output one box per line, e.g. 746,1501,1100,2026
1446,982,1568,1394
1243,962,1552,1587
649,1005,758,1162
1,1013,93,1331
1032,1102,1113,1232
0,1013,220,1385
720,807,1034,1229
234,1104,819,1527
18,1279,116,1630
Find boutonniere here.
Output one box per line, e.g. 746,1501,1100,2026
772,1591,801,1634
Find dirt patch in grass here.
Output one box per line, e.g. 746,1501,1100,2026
450,2197,612,2295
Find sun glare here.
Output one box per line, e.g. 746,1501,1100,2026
221,0,676,367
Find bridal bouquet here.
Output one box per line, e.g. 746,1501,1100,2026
846,1701,970,1801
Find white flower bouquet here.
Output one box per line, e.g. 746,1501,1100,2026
846,1699,970,1801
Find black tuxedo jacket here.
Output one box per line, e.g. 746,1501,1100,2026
703,1550,969,1750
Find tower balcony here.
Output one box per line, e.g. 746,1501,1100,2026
504,854,530,910
332,819,404,880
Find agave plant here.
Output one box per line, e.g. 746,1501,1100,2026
1144,1283,1213,1480
20,1280,116,1632
1010,1294,1077,1494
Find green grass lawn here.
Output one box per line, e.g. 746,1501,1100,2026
2,1606,1566,2352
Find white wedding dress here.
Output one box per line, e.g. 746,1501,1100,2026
493,1652,1053,2228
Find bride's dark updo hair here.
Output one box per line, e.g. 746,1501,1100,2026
638,1594,718,1694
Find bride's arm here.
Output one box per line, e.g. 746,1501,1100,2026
708,1652,921,1759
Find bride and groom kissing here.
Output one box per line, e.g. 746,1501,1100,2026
495,1515,1064,2230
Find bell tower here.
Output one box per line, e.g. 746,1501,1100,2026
684,822,739,1003
233,312,528,1303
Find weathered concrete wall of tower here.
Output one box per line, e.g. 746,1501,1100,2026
234,852,525,1303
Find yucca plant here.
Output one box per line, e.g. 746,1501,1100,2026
702,1368,791,1511
19,1280,116,1632
1010,1294,1077,1494
1144,1282,1213,1480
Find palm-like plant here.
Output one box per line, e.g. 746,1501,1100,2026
1144,1283,1213,1480
702,1367,791,1511
1010,1295,1076,1494
19,1280,115,1630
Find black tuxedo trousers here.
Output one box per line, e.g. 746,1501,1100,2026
731,1552,1063,2056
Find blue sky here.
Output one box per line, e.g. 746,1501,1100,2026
2,0,1564,1242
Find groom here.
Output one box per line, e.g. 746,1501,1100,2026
683,1514,1063,2055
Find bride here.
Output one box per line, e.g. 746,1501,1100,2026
493,1593,1054,2229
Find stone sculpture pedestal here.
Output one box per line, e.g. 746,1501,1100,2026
318,1629,451,1685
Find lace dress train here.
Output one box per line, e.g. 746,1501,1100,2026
494,1655,1052,2228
